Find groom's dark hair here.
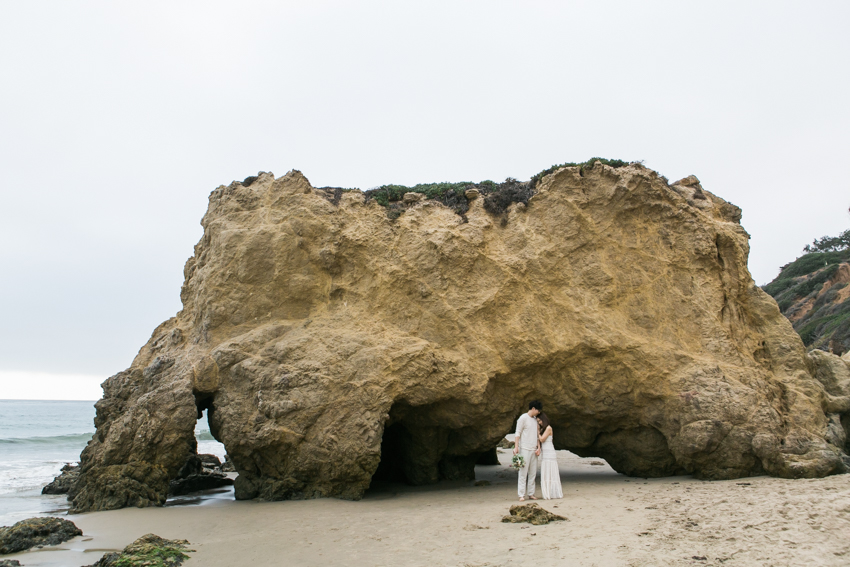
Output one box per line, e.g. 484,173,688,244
529,400,542,411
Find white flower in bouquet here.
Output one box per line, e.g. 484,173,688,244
511,454,526,470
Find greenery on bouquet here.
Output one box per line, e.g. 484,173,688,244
511,454,526,470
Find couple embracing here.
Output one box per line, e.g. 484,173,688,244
513,400,563,501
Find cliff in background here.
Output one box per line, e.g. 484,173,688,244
70,162,850,512
763,247,850,355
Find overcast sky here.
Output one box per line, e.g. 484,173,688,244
1,1,848,400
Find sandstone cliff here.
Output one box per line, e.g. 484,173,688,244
71,162,850,512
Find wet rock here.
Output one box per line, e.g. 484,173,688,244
84,534,193,567
169,473,233,496
0,560,22,567
501,503,567,525
72,165,850,511
497,438,515,449
221,455,235,472
42,463,80,495
197,454,222,470
168,454,233,496
0,517,82,554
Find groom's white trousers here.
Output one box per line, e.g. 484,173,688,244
517,448,538,498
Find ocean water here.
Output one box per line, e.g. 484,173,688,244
0,400,226,526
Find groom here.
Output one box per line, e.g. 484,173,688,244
513,400,542,501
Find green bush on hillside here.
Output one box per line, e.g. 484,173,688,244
775,251,850,280
762,277,796,297
763,226,850,351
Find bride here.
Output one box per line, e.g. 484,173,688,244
537,412,563,499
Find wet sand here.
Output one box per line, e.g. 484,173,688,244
4,451,850,567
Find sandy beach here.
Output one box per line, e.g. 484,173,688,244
3,450,848,567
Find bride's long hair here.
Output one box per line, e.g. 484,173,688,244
537,412,551,433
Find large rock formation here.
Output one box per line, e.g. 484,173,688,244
72,163,850,512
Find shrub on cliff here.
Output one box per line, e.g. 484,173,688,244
361,158,630,219
529,157,630,189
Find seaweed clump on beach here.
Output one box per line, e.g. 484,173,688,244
0,517,83,555
86,534,194,567
501,503,567,525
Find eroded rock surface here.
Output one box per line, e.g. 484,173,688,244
72,164,850,512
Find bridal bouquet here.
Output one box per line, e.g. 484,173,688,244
511,454,526,470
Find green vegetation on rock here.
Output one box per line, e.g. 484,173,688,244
86,534,194,567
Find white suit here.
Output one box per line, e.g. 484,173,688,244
515,413,539,498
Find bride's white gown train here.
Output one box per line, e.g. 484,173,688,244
540,435,563,499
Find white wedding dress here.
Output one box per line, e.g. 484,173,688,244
540,431,563,499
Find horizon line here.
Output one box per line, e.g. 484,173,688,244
0,398,98,402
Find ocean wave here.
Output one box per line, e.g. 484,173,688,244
0,460,74,496
196,429,216,441
1,430,218,445
0,433,94,445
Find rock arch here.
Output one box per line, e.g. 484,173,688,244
71,165,850,512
